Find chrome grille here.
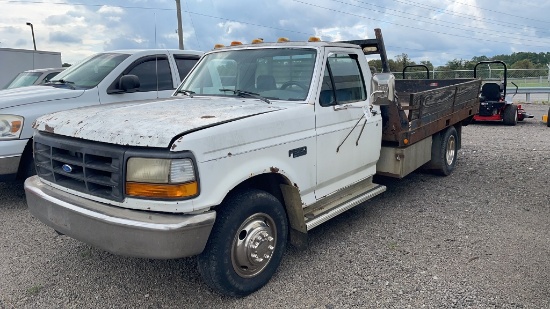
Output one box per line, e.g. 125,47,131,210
33,132,125,202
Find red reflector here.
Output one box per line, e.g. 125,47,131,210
429,82,438,87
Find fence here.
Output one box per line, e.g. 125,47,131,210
399,68,550,87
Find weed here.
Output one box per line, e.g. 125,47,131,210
387,241,399,250
80,249,92,259
27,285,42,296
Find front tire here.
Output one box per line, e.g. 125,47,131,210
17,143,36,180
503,104,518,126
197,189,288,297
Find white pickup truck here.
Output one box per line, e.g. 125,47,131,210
25,29,480,297
0,49,202,181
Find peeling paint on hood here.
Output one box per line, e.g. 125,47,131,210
34,96,287,147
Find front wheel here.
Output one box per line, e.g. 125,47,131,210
503,104,518,126
197,189,288,297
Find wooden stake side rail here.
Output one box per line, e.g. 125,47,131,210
382,79,481,147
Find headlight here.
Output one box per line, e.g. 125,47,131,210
0,115,24,140
126,157,198,199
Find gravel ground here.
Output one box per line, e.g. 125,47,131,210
1,104,549,309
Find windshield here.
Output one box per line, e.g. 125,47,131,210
50,53,130,89
178,48,317,101
5,72,41,89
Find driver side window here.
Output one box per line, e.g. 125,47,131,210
127,57,173,92
319,53,367,107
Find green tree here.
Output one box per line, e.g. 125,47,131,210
419,60,434,71
393,53,415,71
445,59,464,70
367,59,383,73
511,59,535,69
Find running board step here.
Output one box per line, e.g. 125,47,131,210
304,180,386,231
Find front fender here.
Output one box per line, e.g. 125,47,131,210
194,147,316,212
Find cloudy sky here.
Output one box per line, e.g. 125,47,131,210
1,0,549,66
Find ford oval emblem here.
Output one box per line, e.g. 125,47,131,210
62,164,73,173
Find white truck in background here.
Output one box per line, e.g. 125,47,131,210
25,29,480,297
3,67,65,89
0,49,202,181
0,48,62,88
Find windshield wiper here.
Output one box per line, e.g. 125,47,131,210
49,79,75,90
219,88,271,104
175,89,195,97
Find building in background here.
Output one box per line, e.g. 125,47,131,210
0,48,62,88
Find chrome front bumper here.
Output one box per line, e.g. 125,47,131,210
25,176,216,259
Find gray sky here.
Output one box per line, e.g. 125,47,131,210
1,0,549,66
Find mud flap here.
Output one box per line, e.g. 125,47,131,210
280,184,308,250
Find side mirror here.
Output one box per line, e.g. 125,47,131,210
119,75,140,93
370,73,395,105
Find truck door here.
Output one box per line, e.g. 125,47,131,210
314,50,382,200
99,55,176,104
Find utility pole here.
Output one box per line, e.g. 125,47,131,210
175,0,184,49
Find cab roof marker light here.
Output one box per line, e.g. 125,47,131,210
363,46,378,53
251,38,264,44
277,37,290,43
230,41,243,46
308,36,321,42
213,43,225,49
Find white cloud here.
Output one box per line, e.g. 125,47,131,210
217,21,246,35
0,0,549,67
98,5,125,15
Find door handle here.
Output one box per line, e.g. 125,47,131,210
333,104,351,111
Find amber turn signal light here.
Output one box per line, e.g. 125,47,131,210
126,181,198,198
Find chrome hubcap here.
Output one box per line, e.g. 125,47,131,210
231,213,277,278
445,135,456,166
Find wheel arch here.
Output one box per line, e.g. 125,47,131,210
221,172,308,249
16,137,34,180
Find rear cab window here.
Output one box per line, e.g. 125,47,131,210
174,55,200,81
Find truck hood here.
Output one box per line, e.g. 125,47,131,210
0,85,85,109
34,97,287,147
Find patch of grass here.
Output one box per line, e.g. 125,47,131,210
387,241,399,250
27,285,42,296
80,248,92,259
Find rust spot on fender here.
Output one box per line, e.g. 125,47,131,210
201,115,215,119
44,124,55,133
270,166,279,173
171,144,177,150
228,152,232,157
293,183,299,190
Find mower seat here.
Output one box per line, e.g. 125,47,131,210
480,83,501,102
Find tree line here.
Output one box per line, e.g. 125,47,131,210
368,51,550,73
